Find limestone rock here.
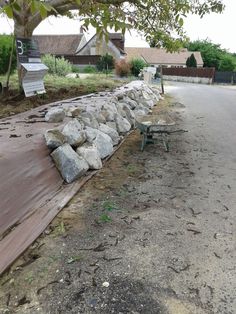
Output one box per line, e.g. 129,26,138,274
77,144,102,170
51,143,89,183
44,129,65,149
62,119,86,147
99,123,120,145
94,132,113,159
115,113,131,134
45,107,65,123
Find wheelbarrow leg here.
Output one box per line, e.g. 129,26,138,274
162,134,169,152
141,133,147,151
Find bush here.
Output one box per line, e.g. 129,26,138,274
219,55,236,71
130,58,147,77
41,54,72,76
97,53,115,72
0,35,17,75
71,65,80,73
115,60,131,77
186,53,197,67
83,65,97,73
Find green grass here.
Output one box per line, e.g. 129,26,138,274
0,72,122,91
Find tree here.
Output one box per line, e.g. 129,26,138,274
186,39,236,71
219,55,235,71
97,53,114,72
186,53,197,68
0,1,224,49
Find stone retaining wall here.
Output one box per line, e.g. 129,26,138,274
44,82,161,183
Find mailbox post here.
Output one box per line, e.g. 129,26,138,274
16,38,48,97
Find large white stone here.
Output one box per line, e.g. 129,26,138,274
85,127,113,159
99,123,120,145
77,144,102,170
51,143,89,183
79,112,99,129
45,107,65,123
62,119,86,147
94,132,113,159
115,113,131,134
44,129,65,149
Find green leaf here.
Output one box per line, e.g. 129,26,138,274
4,5,13,19
12,2,21,12
39,4,48,19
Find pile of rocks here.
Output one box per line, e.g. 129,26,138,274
44,82,161,183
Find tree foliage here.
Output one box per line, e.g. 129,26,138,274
186,53,197,68
0,0,224,50
97,53,114,72
0,34,17,74
186,39,236,71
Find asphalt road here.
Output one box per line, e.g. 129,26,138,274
164,82,236,313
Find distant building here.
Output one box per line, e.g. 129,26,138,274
125,47,203,68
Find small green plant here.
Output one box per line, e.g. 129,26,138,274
99,213,112,223
67,255,82,264
115,59,131,77
42,54,72,76
83,65,97,73
71,65,80,73
102,200,118,211
127,164,138,174
130,58,147,77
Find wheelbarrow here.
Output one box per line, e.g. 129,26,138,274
136,114,178,152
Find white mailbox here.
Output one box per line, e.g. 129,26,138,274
21,63,48,97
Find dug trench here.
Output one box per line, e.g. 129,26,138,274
0,97,229,314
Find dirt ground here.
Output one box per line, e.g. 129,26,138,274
0,89,234,314
0,84,121,119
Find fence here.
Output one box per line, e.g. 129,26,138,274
162,67,215,84
214,71,236,84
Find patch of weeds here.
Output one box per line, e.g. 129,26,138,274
24,272,34,284
52,220,66,237
127,164,138,175
116,188,129,198
67,255,82,264
102,200,119,212
99,213,112,223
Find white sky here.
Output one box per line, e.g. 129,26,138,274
0,0,235,52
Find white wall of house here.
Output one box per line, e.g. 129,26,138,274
76,35,87,54
76,35,122,59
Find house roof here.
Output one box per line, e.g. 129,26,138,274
76,33,125,55
125,47,203,66
32,34,84,55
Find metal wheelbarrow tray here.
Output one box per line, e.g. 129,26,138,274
136,114,177,151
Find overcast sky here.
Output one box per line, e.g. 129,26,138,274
0,0,235,52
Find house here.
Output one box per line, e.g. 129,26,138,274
33,34,87,55
76,33,126,60
125,47,203,68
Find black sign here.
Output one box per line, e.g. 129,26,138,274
16,38,41,63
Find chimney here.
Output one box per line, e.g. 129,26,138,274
80,26,84,34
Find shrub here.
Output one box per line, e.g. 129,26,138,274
83,65,97,73
0,35,17,75
71,65,80,73
42,54,72,76
115,60,131,77
186,53,197,67
219,55,236,71
97,53,115,72
130,58,147,77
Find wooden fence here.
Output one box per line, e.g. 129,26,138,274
162,67,215,78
